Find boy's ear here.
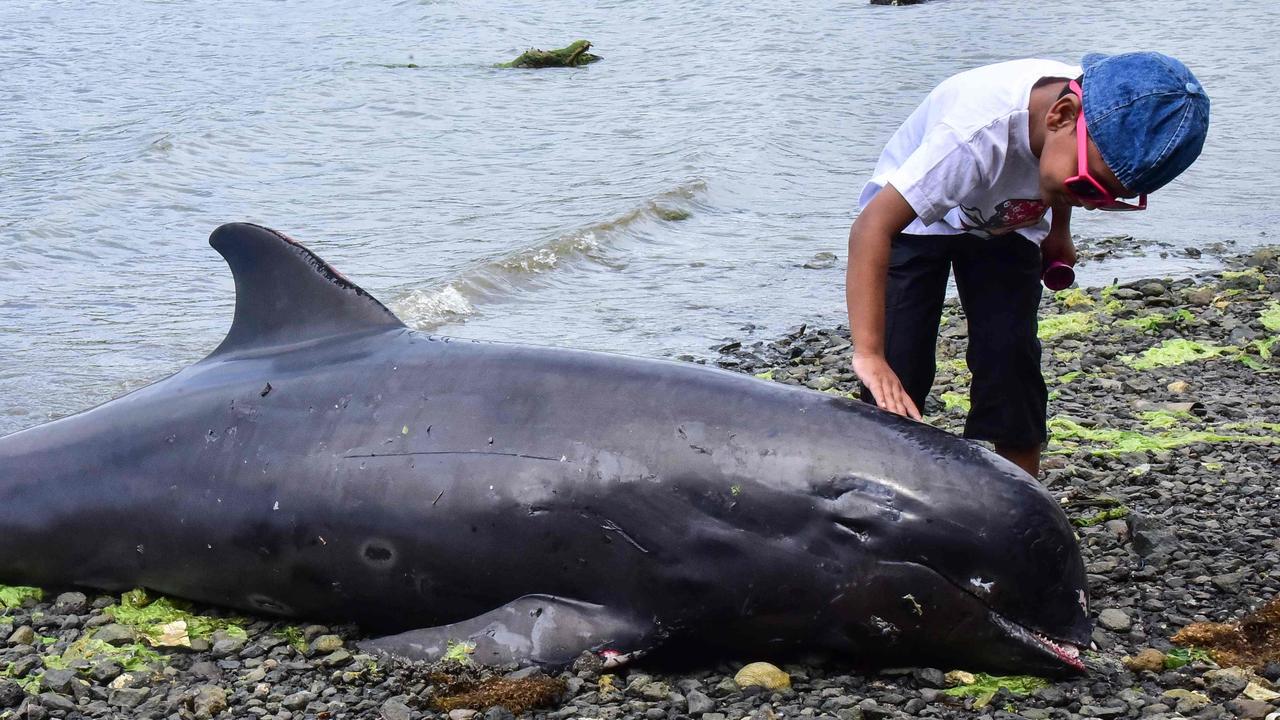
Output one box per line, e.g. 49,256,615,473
1045,93,1081,133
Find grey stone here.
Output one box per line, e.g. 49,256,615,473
39,669,77,694
52,592,88,615
484,707,515,720
6,625,35,646
381,698,412,720
448,709,478,720
1098,608,1132,631
282,691,315,710
310,634,344,654
109,687,150,708
90,660,123,683
189,661,223,681
191,685,228,720
0,681,23,709
687,689,715,714
1203,668,1249,698
92,623,136,646
911,667,945,688
212,636,247,657
1226,699,1275,719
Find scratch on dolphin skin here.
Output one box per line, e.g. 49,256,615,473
433,490,444,506
343,450,565,462
600,518,650,554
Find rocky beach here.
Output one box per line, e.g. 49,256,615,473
4,244,1280,720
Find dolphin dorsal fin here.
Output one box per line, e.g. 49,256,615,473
207,222,405,357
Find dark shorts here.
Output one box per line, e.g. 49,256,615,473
860,232,1048,448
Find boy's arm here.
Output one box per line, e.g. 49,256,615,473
1041,205,1076,267
846,184,922,420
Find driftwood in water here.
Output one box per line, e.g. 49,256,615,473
499,40,601,68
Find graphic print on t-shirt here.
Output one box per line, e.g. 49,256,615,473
958,198,1049,236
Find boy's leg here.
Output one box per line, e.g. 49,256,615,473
951,234,1047,477
859,234,952,414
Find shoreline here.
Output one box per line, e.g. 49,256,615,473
4,250,1280,719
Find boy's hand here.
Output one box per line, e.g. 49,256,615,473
1041,207,1076,266
847,183,920,422
853,352,922,420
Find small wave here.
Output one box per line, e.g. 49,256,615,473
391,179,707,329
394,284,476,326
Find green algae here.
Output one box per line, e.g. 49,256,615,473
822,388,859,400
1163,646,1214,670
1049,417,1280,455
655,206,692,222
445,639,477,664
941,391,970,413
1072,506,1131,527
1038,312,1095,341
0,586,43,609
1123,338,1231,370
936,358,968,374
62,635,165,672
1260,302,1280,333
1056,370,1083,385
106,588,246,644
753,370,775,381
941,674,1049,708
1141,409,1194,430
499,40,600,68
1221,268,1265,284
1116,309,1195,333
1054,287,1094,309
279,626,308,654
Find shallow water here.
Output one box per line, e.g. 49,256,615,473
2,0,1278,434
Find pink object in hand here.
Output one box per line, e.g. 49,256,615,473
1042,261,1075,291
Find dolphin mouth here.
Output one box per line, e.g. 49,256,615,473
989,611,1086,672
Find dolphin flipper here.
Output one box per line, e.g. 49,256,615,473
357,595,658,669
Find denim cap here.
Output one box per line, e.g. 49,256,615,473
1080,52,1210,195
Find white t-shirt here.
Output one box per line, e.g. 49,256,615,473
858,59,1081,244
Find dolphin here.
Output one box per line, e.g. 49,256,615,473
0,223,1091,674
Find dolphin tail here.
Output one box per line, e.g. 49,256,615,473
357,595,659,669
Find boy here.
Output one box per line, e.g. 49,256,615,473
847,52,1210,477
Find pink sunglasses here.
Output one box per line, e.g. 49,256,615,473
1065,80,1147,211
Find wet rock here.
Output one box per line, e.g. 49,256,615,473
484,707,516,720
108,686,150,709
803,252,838,270
1098,608,1132,631
381,697,412,720
1163,689,1211,713
1204,668,1250,698
190,685,228,719
0,681,25,709
1123,648,1166,672
6,625,35,646
282,690,316,710
93,623,136,646
1228,698,1277,719
686,689,714,714
311,634,344,654
52,592,87,615
39,669,76,694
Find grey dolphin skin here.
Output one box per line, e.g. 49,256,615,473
0,223,1091,675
